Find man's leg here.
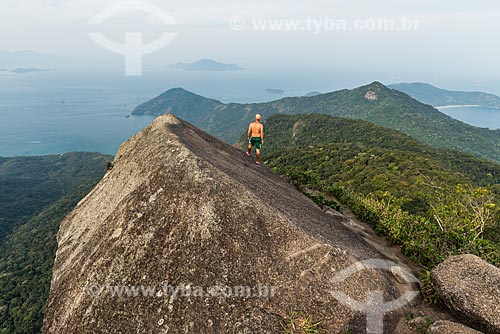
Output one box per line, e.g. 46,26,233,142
255,148,261,164
246,142,252,156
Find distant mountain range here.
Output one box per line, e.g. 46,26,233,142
267,88,284,94
168,59,242,71
389,82,500,109
132,82,500,163
10,67,50,74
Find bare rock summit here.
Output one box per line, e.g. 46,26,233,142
43,115,420,333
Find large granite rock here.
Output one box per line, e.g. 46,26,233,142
431,254,500,333
429,320,484,334
43,115,418,333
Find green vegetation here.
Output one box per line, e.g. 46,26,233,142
389,82,500,109
260,114,500,274
0,152,111,243
338,329,352,334
261,114,500,215
327,185,499,268
419,270,439,304
133,82,500,162
0,186,98,333
281,310,322,334
0,152,109,334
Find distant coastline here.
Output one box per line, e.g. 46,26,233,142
390,83,500,110
437,105,500,111
436,104,480,109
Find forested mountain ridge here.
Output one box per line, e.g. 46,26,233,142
0,152,110,334
132,82,500,162
0,152,111,243
0,184,102,334
261,114,500,188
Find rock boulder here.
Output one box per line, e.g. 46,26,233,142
431,254,500,333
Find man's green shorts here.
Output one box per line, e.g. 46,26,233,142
250,137,262,149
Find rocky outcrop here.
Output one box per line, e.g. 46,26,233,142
43,115,420,333
429,320,484,334
431,254,500,333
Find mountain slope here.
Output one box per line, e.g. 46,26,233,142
132,87,222,121
260,114,500,184
0,152,111,243
43,115,416,333
0,184,102,334
259,114,500,268
389,82,500,109
0,152,109,334
132,82,500,162
260,114,500,214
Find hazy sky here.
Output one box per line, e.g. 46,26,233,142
1,0,500,86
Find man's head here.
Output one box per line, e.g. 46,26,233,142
255,114,261,122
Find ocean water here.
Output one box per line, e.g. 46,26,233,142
2,69,500,157
437,106,500,130
0,69,294,157
0,68,377,157
0,72,156,156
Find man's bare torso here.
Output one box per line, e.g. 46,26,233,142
249,122,263,138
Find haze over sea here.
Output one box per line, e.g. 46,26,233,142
1,69,499,157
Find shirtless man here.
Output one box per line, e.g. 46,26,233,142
246,114,265,165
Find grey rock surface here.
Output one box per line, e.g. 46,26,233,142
43,115,418,333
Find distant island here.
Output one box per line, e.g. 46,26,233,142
389,82,500,109
0,50,56,68
168,59,242,71
11,67,50,74
304,91,322,97
267,88,284,95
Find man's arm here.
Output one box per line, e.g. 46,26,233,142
261,124,265,144
247,124,252,140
